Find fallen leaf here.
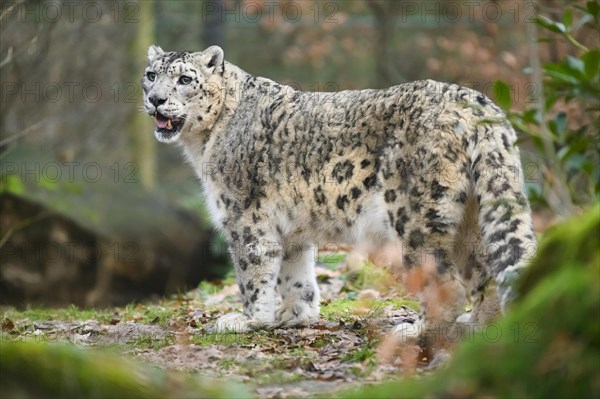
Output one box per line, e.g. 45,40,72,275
2,318,14,331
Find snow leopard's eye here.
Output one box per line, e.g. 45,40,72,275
146,71,156,82
178,75,192,85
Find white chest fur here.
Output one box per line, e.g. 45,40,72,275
182,145,226,230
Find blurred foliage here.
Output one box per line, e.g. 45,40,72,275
496,1,600,212
0,342,251,399
338,203,600,399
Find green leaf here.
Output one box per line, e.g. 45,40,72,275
565,55,586,77
573,13,594,30
64,182,83,194
525,181,543,202
555,112,568,139
587,0,600,18
38,175,58,191
543,66,580,85
523,108,542,125
562,9,573,30
493,80,512,110
582,50,600,80
566,153,589,171
544,93,559,112
0,175,25,195
535,15,566,33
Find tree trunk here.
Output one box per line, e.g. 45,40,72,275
202,0,225,48
127,0,156,190
367,0,402,88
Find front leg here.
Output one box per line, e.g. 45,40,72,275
214,233,282,333
276,244,320,327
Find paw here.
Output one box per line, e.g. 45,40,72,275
212,312,253,333
391,318,424,343
276,301,319,328
496,266,523,312
211,312,275,333
455,311,472,324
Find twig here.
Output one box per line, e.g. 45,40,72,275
0,121,43,147
0,210,53,250
0,47,13,69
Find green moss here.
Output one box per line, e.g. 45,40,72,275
0,342,251,399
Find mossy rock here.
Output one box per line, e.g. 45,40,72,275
0,342,251,399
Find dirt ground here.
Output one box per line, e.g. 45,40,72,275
2,258,456,398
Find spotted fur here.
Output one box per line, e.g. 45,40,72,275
142,45,536,335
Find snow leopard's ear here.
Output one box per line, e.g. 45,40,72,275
198,46,224,75
147,45,164,62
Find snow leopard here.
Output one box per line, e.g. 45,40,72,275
142,45,536,338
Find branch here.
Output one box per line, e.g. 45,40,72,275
0,210,53,250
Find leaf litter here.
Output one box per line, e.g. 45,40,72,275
1,254,457,398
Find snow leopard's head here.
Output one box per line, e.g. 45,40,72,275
142,45,225,143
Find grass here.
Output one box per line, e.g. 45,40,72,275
318,252,347,267
310,336,334,348
1,300,190,328
191,332,256,346
0,248,425,395
216,357,237,370
1,305,113,323
125,305,183,326
321,297,419,321
342,345,377,363
256,371,305,385
130,333,175,350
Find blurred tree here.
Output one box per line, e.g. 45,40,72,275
203,0,225,48
366,0,403,87
127,0,156,189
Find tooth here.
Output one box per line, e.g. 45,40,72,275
166,119,172,129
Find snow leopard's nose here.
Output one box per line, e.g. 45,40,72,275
149,95,166,108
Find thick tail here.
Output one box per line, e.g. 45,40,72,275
470,118,536,311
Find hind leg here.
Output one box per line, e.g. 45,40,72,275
390,189,470,342
392,232,468,344
454,194,500,327
388,151,472,342
456,254,501,327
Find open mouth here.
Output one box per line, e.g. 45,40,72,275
154,112,184,141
